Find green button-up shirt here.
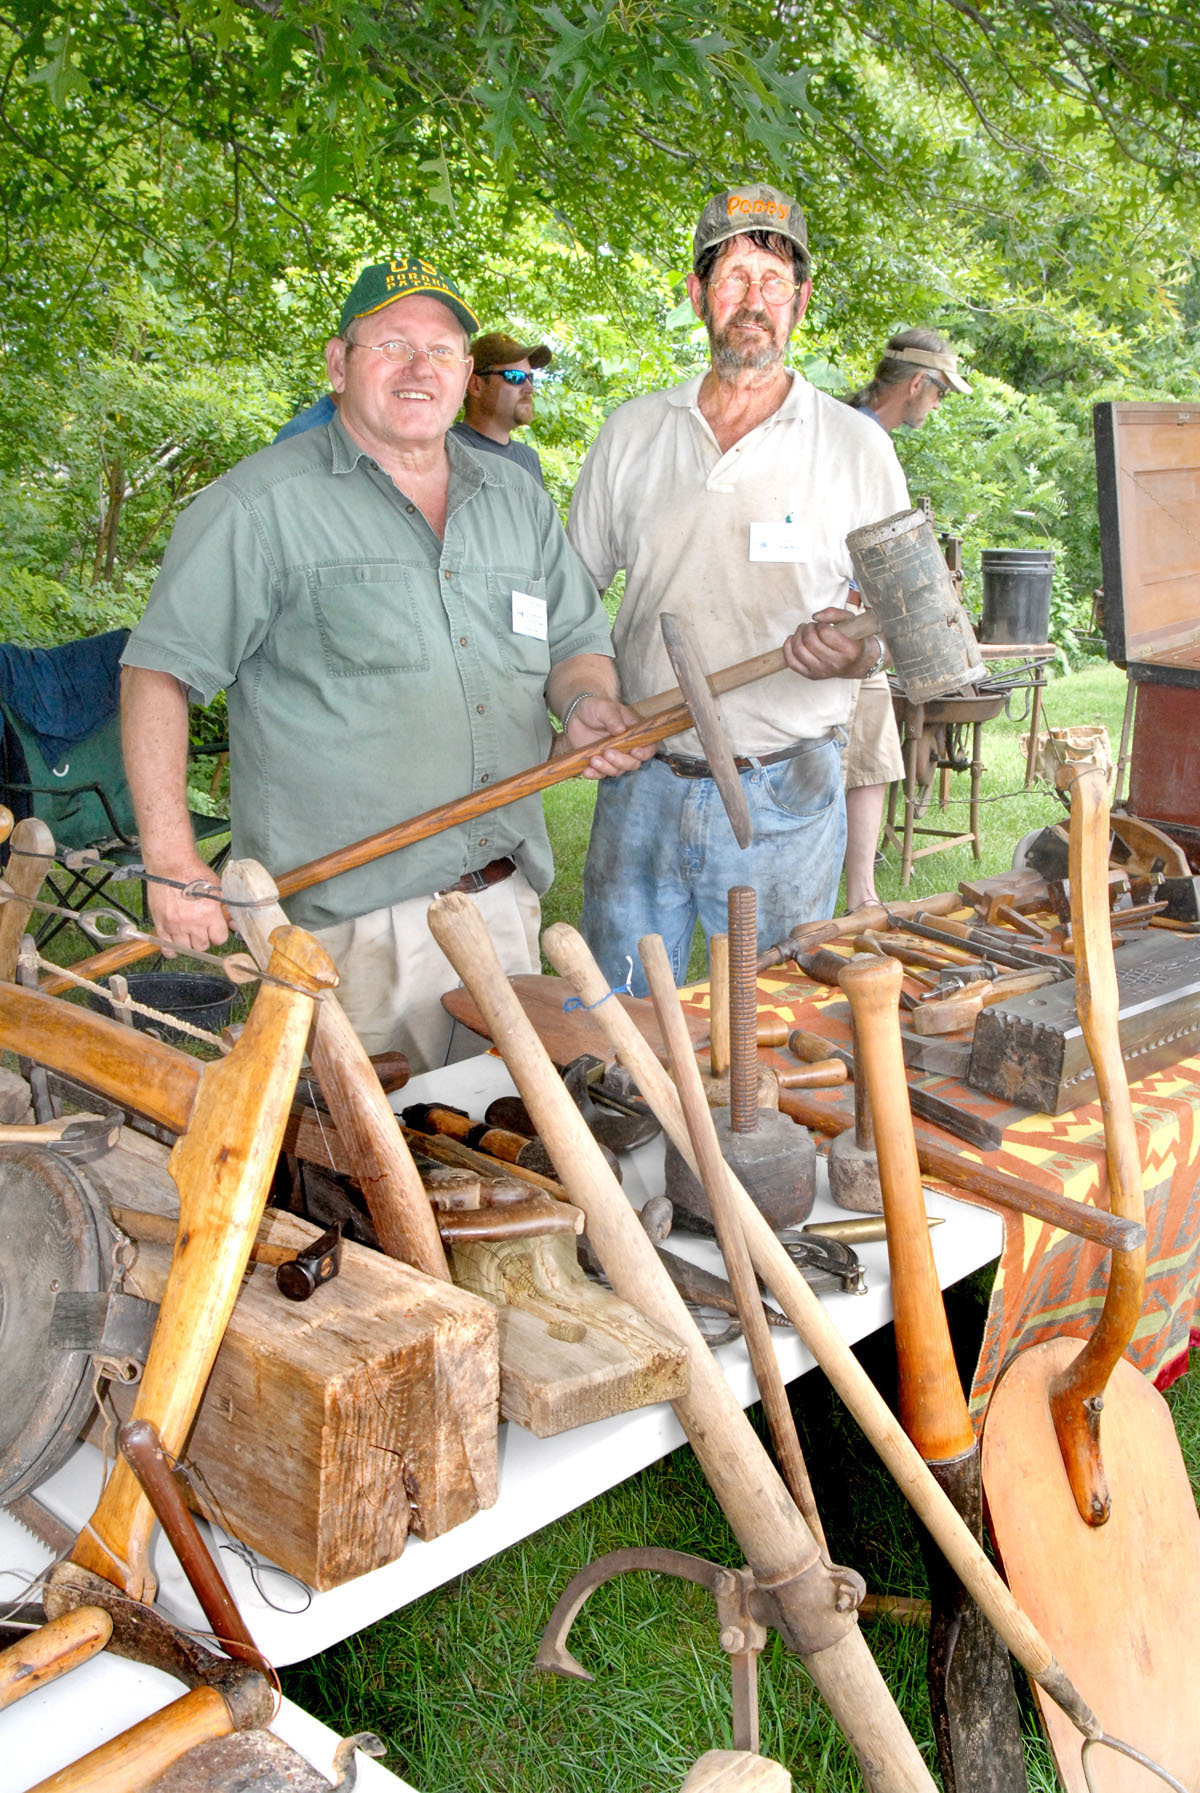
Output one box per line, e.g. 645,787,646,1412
124,418,614,929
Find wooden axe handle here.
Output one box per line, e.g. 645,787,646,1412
840,957,974,1462
24,1685,236,1793
41,638,852,997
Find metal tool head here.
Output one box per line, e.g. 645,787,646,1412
659,613,753,848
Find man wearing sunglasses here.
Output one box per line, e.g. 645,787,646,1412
452,332,551,487
839,330,973,910
569,183,909,993
121,257,646,1068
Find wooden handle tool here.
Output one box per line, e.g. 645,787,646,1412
0,1608,112,1712
24,1685,239,1793
52,925,336,1602
222,858,448,1278
1048,769,1148,1525
541,921,1109,1752
838,953,1026,1787
430,894,940,1792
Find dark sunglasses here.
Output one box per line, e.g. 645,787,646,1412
479,368,538,385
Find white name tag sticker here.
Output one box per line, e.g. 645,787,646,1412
512,590,548,639
749,520,807,562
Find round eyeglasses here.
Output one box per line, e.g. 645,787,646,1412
478,369,539,386
710,270,800,305
348,338,469,370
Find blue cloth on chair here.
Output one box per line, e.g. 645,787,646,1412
0,630,129,771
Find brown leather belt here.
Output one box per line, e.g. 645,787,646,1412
655,733,833,780
438,855,517,896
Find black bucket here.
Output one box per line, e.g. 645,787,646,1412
87,971,236,1045
980,548,1054,645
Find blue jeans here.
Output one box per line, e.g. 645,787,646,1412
580,740,846,996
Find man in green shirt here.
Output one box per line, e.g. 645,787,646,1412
122,256,647,1068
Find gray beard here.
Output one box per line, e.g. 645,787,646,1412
707,308,785,373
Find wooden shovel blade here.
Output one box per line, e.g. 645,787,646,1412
982,1338,1200,1791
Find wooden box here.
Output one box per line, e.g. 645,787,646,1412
1095,400,1200,685
92,1144,499,1591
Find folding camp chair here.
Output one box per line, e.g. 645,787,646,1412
0,632,229,948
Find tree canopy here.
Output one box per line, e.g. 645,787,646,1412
2,1,1199,641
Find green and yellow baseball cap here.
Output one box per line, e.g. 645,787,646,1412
337,257,479,337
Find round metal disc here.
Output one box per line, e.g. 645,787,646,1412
0,1144,111,1502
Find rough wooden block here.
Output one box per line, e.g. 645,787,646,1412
450,1231,688,1438
99,1190,499,1591
679,1753,791,1792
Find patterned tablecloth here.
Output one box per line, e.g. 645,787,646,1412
679,967,1200,1425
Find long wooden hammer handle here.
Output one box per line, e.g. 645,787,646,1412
839,956,974,1463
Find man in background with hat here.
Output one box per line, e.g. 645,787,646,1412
451,331,551,486
121,256,647,1069
568,183,909,992
839,328,973,909
845,327,971,433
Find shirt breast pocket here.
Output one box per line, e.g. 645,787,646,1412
307,564,431,676
490,574,552,681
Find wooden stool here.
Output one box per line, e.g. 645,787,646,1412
884,692,1006,886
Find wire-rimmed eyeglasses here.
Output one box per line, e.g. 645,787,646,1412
347,338,469,369
710,270,801,305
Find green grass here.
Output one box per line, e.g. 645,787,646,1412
282,655,1200,1790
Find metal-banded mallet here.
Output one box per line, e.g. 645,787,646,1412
666,886,815,1232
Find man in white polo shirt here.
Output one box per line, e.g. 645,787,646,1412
568,183,909,991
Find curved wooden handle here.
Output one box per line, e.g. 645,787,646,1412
1048,767,1147,1525
69,926,336,1599
839,956,974,1464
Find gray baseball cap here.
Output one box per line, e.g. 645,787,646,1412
693,184,809,273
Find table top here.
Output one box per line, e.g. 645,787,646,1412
5,1049,1003,1685
0,1496,413,1793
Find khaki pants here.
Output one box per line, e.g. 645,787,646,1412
314,871,542,1073
842,671,903,791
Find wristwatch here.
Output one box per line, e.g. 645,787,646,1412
861,635,888,678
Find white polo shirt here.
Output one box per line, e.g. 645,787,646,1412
569,371,909,758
